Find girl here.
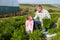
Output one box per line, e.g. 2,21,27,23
25,15,34,33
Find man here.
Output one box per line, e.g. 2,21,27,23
34,5,51,30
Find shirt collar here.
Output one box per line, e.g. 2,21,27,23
37,9,44,13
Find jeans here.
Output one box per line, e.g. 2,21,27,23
33,19,41,30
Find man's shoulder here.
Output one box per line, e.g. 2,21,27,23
35,11,38,14
36,11,38,13
43,9,48,12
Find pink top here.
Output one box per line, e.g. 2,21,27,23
25,20,34,33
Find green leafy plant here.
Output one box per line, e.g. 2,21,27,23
43,19,51,28
29,30,43,40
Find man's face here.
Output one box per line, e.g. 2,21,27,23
36,7,42,12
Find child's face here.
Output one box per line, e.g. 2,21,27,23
29,16,32,20
36,7,42,12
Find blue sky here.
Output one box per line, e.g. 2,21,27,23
0,0,60,6
19,0,60,4
0,0,19,6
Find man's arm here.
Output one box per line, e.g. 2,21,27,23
46,11,51,19
34,12,38,19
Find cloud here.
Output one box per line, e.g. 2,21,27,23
19,0,60,4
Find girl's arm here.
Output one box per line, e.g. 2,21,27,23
30,20,34,33
25,21,28,30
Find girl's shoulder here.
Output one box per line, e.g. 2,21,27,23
26,20,29,22
26,20,34,22
31,20,34,23
32,20,34,21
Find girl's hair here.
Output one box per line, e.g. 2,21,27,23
26,14,32,20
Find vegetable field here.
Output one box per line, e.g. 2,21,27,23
0,14,60,40
0,4,60,40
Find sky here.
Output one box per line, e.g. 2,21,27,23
0,0,19,6
0,0,60,6
19,0,60,4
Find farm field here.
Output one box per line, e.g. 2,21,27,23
0,4,60,40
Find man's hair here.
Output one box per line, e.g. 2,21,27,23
36,5,42,9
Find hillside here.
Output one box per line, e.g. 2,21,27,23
20,4,60,14
20,4,60,10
